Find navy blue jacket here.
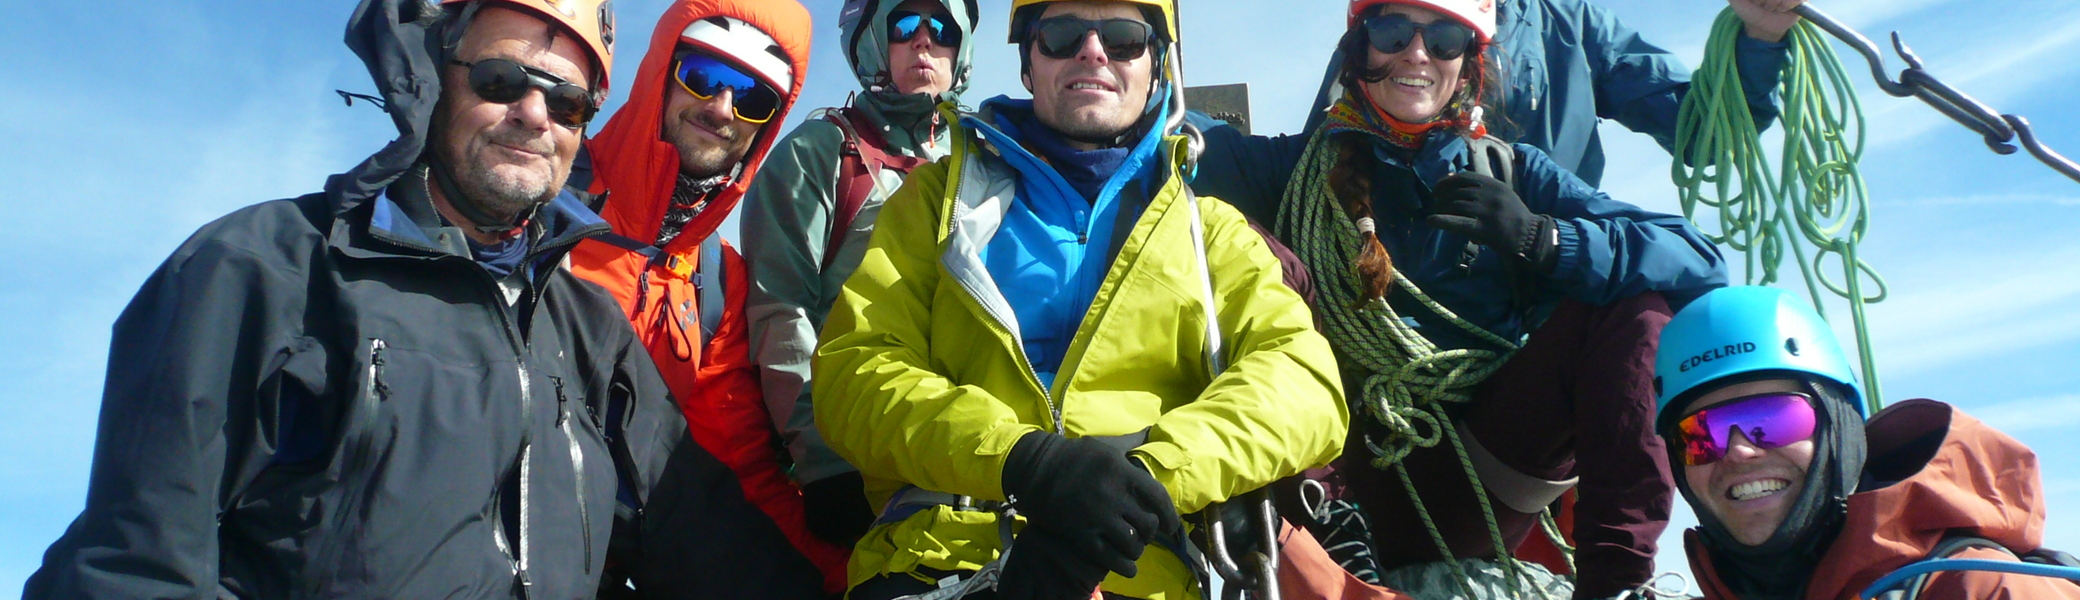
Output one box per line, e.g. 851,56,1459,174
1489,0,1787,186
1193,126,1727,349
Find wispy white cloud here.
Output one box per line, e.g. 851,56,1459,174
1967,394,2080,436
1819,0,1961,29
1885,193,2080,207
1863,243,2080,372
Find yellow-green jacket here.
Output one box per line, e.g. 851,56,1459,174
813,104,1348,600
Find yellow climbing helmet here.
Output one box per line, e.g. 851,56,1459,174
1006,0,1178,44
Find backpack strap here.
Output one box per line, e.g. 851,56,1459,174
593,230,723,355
821,107,934,272
1887,535,2024,600
1464,134,1515,187
693,233,725,346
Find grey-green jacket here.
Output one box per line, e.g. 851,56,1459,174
741,92,954,483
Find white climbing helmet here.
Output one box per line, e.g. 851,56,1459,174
678,16,793,93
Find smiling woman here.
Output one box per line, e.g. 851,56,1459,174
1182,0,1737,595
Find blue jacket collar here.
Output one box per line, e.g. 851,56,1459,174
962,96,1171,207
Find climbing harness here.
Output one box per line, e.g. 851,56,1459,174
1793,4,2080,184
1277,99,1559,600
1671,8,1888,413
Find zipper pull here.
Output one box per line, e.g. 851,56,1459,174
551,376,569,428
370,339,391,401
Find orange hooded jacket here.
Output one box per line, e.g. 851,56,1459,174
1688,400,2080,600
566,0,848,593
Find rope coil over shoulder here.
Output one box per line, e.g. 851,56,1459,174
1276,100,1561,598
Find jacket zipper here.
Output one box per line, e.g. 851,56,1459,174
514,365,533,596
302,338,387,596
947,144,1064,432
473,262,537,599
554,376,592,570
305,337,391,595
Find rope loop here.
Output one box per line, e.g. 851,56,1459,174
1672,8,1889,409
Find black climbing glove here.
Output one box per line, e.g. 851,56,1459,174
1426,171,1558,271
800,471,876,547
997,523,1112,600
1000,432,1180,579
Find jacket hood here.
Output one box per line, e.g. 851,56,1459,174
329,0,448,215
1689,399,2049,599
585,0,811,253
839,0,978,101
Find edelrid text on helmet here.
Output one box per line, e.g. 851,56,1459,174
1653,286,1867,425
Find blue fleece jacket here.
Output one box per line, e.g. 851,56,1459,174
964,96,1168,390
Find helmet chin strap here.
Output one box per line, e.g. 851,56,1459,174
426,153,538,237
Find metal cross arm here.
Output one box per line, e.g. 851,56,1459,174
1795,4,2080,183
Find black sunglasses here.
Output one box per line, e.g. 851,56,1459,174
1363,13,1476,61
452,58,599,129
889,10,962,47
1031,16,1154,61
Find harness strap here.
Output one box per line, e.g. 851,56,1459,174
1893,535,2023,600
695,234,725,344
593,231,726,352
824,107,932,272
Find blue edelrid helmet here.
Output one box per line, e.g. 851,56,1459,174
1655,286,1866,426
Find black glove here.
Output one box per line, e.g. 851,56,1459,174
1426,172,1558,270
801,471,876,547
997,523,1113,600
1000,432,1180,579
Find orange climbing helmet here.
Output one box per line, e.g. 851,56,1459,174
442,0,618,95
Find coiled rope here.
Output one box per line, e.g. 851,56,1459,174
1277,119,1555,599
1672,9,1888,412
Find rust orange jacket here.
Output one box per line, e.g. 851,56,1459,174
566,0,848,593
1688,400,2080,600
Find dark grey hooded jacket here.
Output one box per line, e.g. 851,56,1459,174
22,0,814,597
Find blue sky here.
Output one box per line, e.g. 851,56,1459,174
3,0,2076,594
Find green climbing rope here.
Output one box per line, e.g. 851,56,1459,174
1277,120,1557,599
1672,9,1888,413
